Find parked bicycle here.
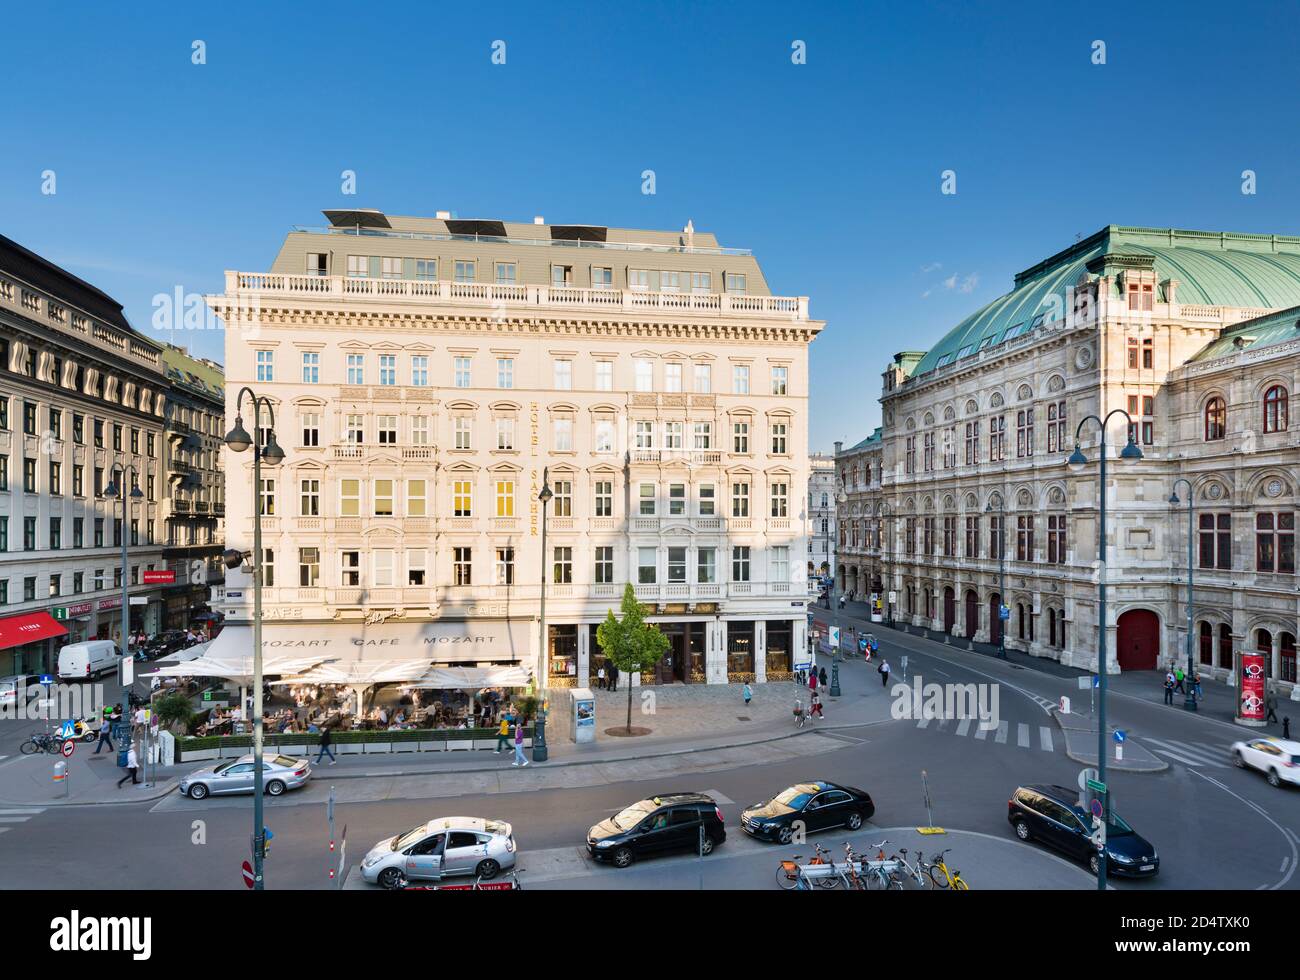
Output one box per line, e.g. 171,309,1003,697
19,731,63,755
776,843,837,889
889,847,933,890
853,840,903,890
793,698,807,729
922,848,970,890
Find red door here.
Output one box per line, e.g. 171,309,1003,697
943,588,956,634
989,594,1003,647
964,591,978,639
1117,609,1159,671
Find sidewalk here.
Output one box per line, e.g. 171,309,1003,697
0,742,183,807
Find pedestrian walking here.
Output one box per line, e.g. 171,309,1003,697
878,659,891,688
511,719,530,767
808,670,818,698
810,691,824,719
93,716,115,754
1283,716,1291,740
818,666,828,692
1193,674,1203,700
743,682,753,707
495,716,510,752
117,744,139,787
596,666,606,690
608,664,619,692
1173,666,1185,694
1163,671,1175,706
1266,688,1279,723
315,725,336,765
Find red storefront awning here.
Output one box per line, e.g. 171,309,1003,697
0,611,68,651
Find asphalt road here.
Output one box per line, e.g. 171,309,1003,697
1,622,1296,890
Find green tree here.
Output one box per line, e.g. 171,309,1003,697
153,691,196,733
596,583,670,732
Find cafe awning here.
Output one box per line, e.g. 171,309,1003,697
0,611,68,651
192,619,529,665
268,659,434,687
142,628,333,681
405,666,534,690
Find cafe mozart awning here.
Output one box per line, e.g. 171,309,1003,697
142,627,334,682
0,611,68,651
268,659,434,687
405,666,534,690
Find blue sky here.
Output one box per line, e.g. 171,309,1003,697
2,0,1297,451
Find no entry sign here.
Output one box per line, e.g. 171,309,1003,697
60,739,75,758
241,861,255,889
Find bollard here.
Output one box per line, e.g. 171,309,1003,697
53,760,69,798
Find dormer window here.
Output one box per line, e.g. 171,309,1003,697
1126,280,1154,311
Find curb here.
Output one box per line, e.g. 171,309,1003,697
0,718,890,804
1049,710,1168,773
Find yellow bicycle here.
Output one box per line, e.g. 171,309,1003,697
924,848,970,890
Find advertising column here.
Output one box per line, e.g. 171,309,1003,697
1235,649,1267,728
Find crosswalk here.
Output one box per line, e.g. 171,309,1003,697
0,807,45,834
914,716,1058,754
1139,738,1229,769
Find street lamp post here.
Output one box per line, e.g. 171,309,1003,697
222,387,285,891
1067,409,1143,892
882,504,895,628
829,484,848,697
534,469,552,763
103,465,143,714
1169,479,1197,711
985,497,1007,659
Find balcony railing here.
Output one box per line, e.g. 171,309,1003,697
630,449,724,465
225,272,811,322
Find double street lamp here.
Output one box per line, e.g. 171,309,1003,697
222,387,285,891
1066,409,1143,892
985,496,1007,659
1168,479,1198,712
103,465,144,712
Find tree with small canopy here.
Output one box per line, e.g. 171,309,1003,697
596,583,670,733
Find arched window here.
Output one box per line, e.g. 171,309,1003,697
1219,624,1233,665
1257,629,1273,678
1204,397,1226,440
1263,385,1289,433
1281,632,1296,683
1199,622,1213,666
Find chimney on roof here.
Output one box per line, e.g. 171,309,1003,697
435,210,451,220
683,220,695,251
534,216,544,225
834,440,843,455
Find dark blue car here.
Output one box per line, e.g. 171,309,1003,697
1008,784,1158,878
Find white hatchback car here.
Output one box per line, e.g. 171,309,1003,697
1230,737,1300,787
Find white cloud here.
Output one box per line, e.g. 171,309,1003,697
920,262,943,274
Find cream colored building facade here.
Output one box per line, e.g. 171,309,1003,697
208,210,821,687
837,226,1299,696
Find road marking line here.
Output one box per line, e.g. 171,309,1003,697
701,789,735,805
956,719,971,737
916,717,932,729
994,721,1008,744
0,808,44,815
1017,723,1030,748
1191,769,1297,891
1281,857,1289,873
0,816,34,823
1144,738,1227,768
1150,747,1217,768
974,722,990,741
1040,727,1054,751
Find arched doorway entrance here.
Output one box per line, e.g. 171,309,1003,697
964,590,978,639
943,587,955,634
1117,609,1160,671
989,593,1003,647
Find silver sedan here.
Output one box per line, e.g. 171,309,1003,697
180,754,311,800
361,817,517,889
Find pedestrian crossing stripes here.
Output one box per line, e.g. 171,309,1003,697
0,807,45,834
913,716,1056,753
1140,738,1229,769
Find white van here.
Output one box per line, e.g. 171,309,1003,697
57,641,121,680
0,675,29,709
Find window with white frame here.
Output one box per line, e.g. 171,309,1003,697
732,364,750,395
635,420,654,450
496,417,515,450
663,421,683,450
454,261,475,283
637,547,657,583
379,355,396,386
553,546,573,584
592,267,613,289
668,483,686,516
595,419,614,454
454,356,472,388
594,546,614,583
495,262,516,285
299,478,320,516
301,413,319,447
629,269,649,291
497,358,514,389
732,546,751,581
733,421,750,454
341,550,360,587
639,483,656,516
452,480,472,517
407,548,427,585
771,545,790,583
693,421,712,450
380,257,402,279
553,480,572,517
258,478,275,516
373,549,395,587
346,354,364,385
373,479,394,517
454,415,472,450
698,483,715,515
346,255,368,278
692,271,711,293
410,355,428,386
732,481,750,518
554,417,574,451
407,479,426,517
301,351,319,384
375,415,396,445
771,365,788,395
495,480,515,517
594,480,613,517
340,479,360,517
256,350,274,382
415,259,436,281
495,547,514,584
453,547,472,585
411,416,429,446
299,547,320,587
771,422,788,455
664,362,682,392
726,273,747,293
554,359,573,390
697,547,716,583
660,271,681,292
694,363,711,393
667,546,687,583
635,359,653,392
770,481,789,518
595,360,613,391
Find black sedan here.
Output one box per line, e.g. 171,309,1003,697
1008,784,1159,878
741,781,874,843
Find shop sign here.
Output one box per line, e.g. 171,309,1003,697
97,597,121,611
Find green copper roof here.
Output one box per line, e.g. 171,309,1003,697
909,226,1300,378
1188,305,1300,362
844,427,882,453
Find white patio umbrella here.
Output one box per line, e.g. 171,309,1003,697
269,659,435,717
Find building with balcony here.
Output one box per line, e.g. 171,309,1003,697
208,209,822,687
838,225,1299,696
0,234,168,674
807,452,837,582
160,344,225,628
831,428,882,603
